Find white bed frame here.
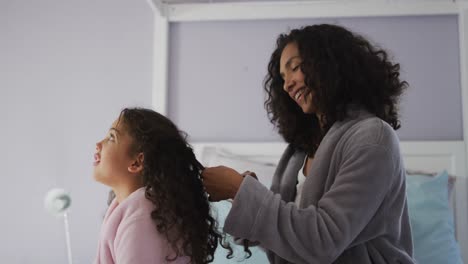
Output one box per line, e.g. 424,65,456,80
148,0,468,124
192,140,468,262
145,0,468,262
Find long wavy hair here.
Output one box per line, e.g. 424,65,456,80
111,107,239,263
264,24,407,156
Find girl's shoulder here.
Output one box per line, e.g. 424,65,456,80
118,188,155,221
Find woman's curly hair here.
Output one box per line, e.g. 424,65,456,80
264,24,408,156
111,107,241,263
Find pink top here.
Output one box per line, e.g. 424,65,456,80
94,187,190,264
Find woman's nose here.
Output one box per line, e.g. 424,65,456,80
283,77,295,93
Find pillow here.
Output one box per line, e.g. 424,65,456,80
406,169,456,203
211,200,269,263
201,147,275,263
406,170,463,264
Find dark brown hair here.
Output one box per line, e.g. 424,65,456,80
114,107,244,263
264,24,407,155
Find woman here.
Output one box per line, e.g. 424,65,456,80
202,24,415,264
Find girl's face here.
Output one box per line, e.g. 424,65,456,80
93,118,140,188
279,42,317,114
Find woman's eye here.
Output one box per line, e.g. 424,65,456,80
108,134,115,141
292,65,300,71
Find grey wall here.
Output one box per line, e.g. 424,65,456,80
169,15,462,142
1,0,153,263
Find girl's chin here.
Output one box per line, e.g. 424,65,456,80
93,173,102,183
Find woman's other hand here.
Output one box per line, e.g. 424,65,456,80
241,171,258,180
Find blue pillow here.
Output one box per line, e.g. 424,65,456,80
211,201,269,263
406,171,463,264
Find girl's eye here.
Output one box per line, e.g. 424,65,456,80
292,65,300,71
108,134,115,141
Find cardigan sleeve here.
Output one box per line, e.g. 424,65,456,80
224,143,396,264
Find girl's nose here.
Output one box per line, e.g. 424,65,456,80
95,141,102,151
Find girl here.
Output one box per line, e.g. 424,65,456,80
93,107,232,264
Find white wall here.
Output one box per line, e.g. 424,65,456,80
168,15,462,142
1,0,153,263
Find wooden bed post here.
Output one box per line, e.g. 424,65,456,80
149,0,169,116
458,1,468,261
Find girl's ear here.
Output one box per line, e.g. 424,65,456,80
128,152,144,174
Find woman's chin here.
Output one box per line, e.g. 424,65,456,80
301,106,316,114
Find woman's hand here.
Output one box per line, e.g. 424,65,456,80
202,166,245,201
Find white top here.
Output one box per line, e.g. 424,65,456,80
294,156,308,206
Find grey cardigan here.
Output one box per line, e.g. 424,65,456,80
224,110,415,264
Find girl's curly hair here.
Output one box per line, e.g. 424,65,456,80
264,24,407,156
112,107,245,263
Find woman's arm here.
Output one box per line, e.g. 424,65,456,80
224,144,397,264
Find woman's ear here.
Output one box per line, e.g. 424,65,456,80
128,153,144,174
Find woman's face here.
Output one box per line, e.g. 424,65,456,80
279,42,317,114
